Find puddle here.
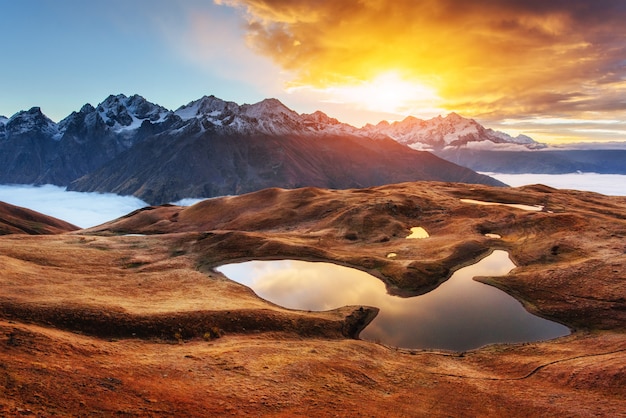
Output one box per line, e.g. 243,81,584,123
217,251,569,351
406,227,429,239
460,198,543,212
485,233,502,239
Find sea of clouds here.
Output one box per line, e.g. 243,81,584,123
0,185,149,228
485,173,626,197
0,173,625,228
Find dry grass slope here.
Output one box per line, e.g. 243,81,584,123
1,181,625,416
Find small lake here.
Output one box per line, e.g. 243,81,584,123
217,251,570,351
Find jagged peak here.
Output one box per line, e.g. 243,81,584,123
8,106,49,123
103,93,128,102
27,106,43,114
175,95,239,121
302,110,340,125
3,94,543,149
442,112,477,126
397,115,424,125
96,94,163,113
97,94,129,110
240,97,295,118
90,94,170,131
5,106,59,138
97,94,154,110
80,103,96,114
403,115,422,122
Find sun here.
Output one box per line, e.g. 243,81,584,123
285,71,446,125
323,72,443,117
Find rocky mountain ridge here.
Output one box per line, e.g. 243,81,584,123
0,94,541,149
363,112,544,150
0,94,507,204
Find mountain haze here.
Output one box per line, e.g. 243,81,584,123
363,112,544,151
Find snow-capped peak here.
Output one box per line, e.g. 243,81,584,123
80,103,96,114
362,112,544,150
6,107,60,139
240,98,296,119
2,94,543,151
95,94,170,132
174,95,239,121
302,110,341,126
173,96,357,136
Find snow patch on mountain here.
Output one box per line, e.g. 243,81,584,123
6,107,60,139
363,113,545,150
95,94,171,133
0,116,7,140
174,96,361,137
240,98,297,119
2,93,544,151
175,95,240,122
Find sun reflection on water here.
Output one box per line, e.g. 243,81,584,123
217,251,569,351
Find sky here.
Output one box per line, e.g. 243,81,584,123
1,0,626,144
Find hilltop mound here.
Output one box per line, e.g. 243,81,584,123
0,201,78,235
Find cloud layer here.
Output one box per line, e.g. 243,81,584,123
0,185,148,228
218,0,626,140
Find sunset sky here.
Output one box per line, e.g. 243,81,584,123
1,0,625,144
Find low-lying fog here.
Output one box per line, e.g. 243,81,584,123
484,172,626,196
0,185,149,228
0,173,625,228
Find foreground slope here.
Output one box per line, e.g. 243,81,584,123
0,201,78,235
1,181,625,416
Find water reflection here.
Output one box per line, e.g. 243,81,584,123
460,198,544,212
406,227,429,239
217,251,569,351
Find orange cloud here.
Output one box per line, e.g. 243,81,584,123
217,0,626,130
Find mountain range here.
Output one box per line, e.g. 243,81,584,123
5,94,623,205
0,94,513,204
362,112,543,151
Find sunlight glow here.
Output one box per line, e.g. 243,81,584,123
288,72,444,119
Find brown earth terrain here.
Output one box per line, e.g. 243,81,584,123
1,181,625,416
0,201,78,235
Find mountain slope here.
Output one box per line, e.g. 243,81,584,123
0,201,78,235
69,125,504,205
0,95,181,185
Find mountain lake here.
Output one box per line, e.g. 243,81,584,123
217,250,570,351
